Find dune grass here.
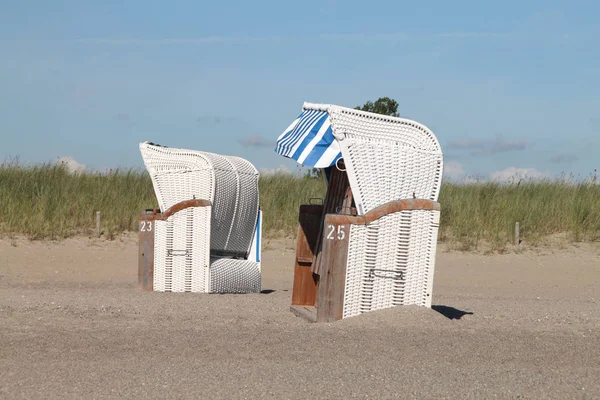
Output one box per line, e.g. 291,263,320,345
1,162,598,250
440,181,600,251
0,162,156,240
258,172,325,236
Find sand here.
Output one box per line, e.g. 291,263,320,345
1,235,599,399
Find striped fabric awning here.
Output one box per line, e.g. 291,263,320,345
275,109,342,168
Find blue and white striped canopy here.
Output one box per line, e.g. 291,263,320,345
275,109,342,168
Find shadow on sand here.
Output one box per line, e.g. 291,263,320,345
432,305,473,320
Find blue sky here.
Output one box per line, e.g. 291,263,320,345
1,0,598,181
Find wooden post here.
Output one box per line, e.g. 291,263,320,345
515,222,520,246
137,201,211,292
139,211,156,291
291,205,323,307
315,216,351,323
95,211,101,237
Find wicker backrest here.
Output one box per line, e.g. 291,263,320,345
317,104,443,214
139,142,259,257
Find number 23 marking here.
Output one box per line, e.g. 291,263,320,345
140,221,153,232
326,225,345,240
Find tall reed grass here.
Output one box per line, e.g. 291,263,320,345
0,162,598,250
440,181,600,250
0,162,156,240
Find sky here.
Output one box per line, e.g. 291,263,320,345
1,0,599,181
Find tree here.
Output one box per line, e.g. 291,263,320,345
355,96,400,117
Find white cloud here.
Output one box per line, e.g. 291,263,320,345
259,165,292,176
442,161,487,184
443,161,466,180
116,112,130,121
490,167,547,183
447,134,528,156
320,32,513,43
549,153,578,164
1,31,569,47
238,134,273,148
74,37,259,45
56,156,86,174
1,36,282,46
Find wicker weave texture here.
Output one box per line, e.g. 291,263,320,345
139,143,214,213
153,207,211,292
301,104,443,214
287,103,443,319
227,157,260,255
200,152,238,254
209,258,261,293
139,142,259,257
340,138,442,214
215,155,259,256
140,141,261,293
342,210,440,319
152,208,262,293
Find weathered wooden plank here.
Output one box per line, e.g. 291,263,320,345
291,205,323,306
138,212,156,291
316,217,351,323
138,199,212,291
312,164,352,275
157,199,211,220
326,198,441,225
342,186,355,215
297,205,323,256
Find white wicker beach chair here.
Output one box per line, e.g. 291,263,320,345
276,102,443,321
138,141,262,293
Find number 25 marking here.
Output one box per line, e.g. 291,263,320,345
140,221,152,232
326,225,345,240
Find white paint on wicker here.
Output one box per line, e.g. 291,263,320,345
153,218,168,292
323,103,443,215
343,210,440,318
209,258,261,293
276,102,443,213
152,207,211,292
139,142,261,293
281,103,443,319
140,142,259,257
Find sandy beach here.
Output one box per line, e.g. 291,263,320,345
1,236,599,399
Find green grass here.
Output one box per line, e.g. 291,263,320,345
0,162,156,240
1,162,599,250
259,172,325,236
440,181,600,251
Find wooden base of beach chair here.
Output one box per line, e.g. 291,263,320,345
290,164,354,322
291,199,440,323
138,200,211,291
290,207,352,323
279,102,443,322
290,202,351,323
